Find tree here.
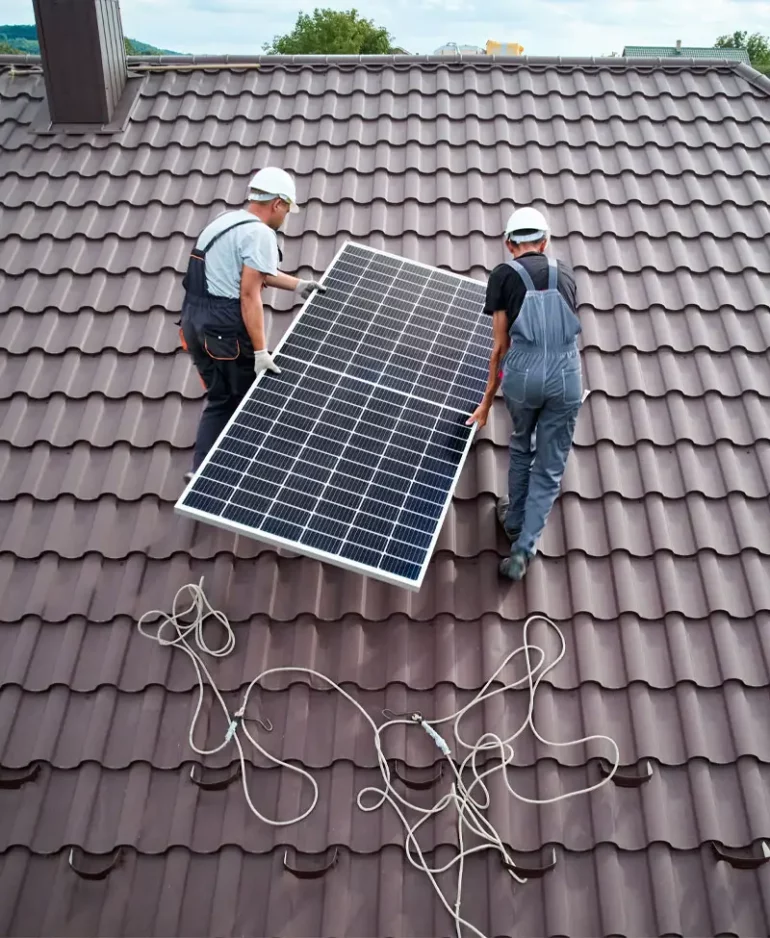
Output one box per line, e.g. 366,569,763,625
0,39,23,54
263,7,401,55
124,37,167,56
715,30,770,73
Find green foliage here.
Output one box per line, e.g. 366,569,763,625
0,24,177,56
263,7,400,55
715,30,770,69
0,35,37,54
125,38,176,55
0,24,37,41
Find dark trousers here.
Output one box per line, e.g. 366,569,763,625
181,319,255,470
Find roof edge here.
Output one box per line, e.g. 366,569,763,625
0,52,749,69
733,61,770,96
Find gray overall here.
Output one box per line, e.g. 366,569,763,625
500,255,583,558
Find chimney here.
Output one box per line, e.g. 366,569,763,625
675,39,682,51
32,0,128,125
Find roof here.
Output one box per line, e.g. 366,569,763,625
623,45,752,63
1,51,770,936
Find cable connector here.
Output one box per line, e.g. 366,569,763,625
420,720,451,757
224,704,248,743
225,711,241,743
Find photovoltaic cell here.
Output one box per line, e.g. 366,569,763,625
276,243,491,414
176,242,492,590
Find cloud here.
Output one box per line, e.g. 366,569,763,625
4,0,770,57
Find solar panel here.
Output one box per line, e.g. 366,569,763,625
175,241,492,590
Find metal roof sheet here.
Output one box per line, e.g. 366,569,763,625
0,54,769,937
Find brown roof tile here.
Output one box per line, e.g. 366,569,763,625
1,53,769,936
3,683,770,769
4,759,770,855
2,844,770,937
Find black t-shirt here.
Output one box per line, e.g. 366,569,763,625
483,252,578,330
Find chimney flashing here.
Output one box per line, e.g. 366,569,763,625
30,74,143,135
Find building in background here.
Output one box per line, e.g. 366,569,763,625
433,42,485,55
485,40,524,55
623,39,750,63
432,40,525,56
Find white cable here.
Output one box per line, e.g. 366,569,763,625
138,577,620,938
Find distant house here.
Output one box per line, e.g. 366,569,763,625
485,40,524,55
432,41,525,56
433,42,485,55
623,39,751,63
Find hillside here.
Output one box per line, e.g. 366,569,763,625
0,24,179,55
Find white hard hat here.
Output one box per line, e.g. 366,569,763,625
248,166,299,213
504,206,549,243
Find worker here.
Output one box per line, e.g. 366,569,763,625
179,166,325,479
466,206,583,581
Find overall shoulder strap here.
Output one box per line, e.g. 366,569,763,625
508,258,537,294
547,256,558,291
201,215,259,254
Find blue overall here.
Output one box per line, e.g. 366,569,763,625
179,215,273,470
500,255,583,559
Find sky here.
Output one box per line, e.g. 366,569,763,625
4,0,770,57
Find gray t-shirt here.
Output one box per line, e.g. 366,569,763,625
196,209,279,298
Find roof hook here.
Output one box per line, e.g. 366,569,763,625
389,758,444,790
68,846,123,881
501,845,557,880
243,714,273,732
283,846,339,879
598,758,654,788
711,840,770,871
190,762,242,791
0,761,41,790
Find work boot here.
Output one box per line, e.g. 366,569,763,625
183,471,194,484
496,496,519,543
499,548,529,582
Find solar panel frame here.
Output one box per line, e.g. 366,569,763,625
175,240,490,591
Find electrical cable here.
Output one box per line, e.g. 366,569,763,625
138,577,620,938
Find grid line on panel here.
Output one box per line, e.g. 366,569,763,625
303,250,438,396
276,330,489,414
202,444,442,548
298,281,490,354
277,246,491,418
329,387,453,568
235,365,468,468
285,305,491,376
222,407,463,485
281,375,407,563
244,408,458,499
242,367,354,535
182,358,471,577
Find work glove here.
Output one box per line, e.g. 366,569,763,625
297,279,326,300
253,349,281,376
